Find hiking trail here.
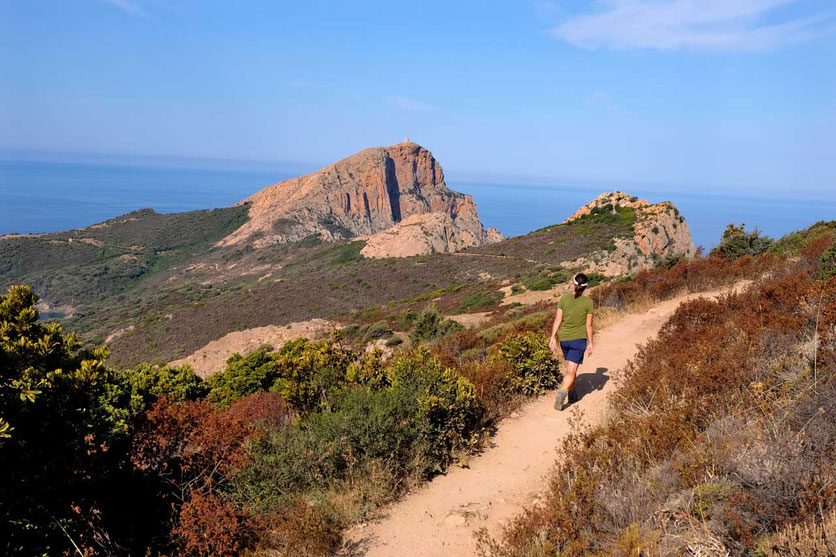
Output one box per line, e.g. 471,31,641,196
341,284,746,557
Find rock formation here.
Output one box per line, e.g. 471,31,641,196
564,191,695,276
360,212,503,259
220,141,502,255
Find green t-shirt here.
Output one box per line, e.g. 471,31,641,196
557,293,594,341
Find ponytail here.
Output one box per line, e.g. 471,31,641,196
573,273,589,298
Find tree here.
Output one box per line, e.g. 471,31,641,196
0,285,136,554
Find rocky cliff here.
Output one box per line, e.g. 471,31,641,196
220,142,502,255
564,191,695,276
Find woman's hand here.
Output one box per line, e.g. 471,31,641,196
549,336,558,355
586,342,594,357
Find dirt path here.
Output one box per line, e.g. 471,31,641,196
342,285,744,557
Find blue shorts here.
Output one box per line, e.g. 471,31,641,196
560,338,587,365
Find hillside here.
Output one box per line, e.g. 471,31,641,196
5,220,833,557
0,145,697,368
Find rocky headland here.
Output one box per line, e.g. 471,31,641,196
220,141,502,256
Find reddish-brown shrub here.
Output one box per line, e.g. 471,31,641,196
174,490,262,556
483,261,836,556
131,393,289,552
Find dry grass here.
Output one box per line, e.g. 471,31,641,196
757,509,836,556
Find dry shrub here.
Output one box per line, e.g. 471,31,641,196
174,490,262,557
262,500,342,557
758,509,836,556
131,393,289,553
482,261,836,556
459,358,515,420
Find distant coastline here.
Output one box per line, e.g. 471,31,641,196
2,158,834,249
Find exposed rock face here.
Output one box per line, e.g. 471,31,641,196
360,212,503,259
220,142,502,255
564,191,695,276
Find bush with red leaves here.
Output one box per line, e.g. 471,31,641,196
131,392,290,554
174,490,262,557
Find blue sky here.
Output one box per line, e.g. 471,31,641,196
1,0,834,196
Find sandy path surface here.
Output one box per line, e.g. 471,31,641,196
342,285,742,557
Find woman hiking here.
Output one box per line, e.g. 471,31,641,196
549,272,594,411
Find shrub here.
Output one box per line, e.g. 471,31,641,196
360,320,393,343
409,304,463,345
205,348,279,407
0,285,138,554
122,362,207,414
460,290,504,311
395,309,418,330
233,385,423,511
174,491,262,557
713,223,774,259
490,332,562,396
757,510,836,556
816,242,836,280
205,339,379,414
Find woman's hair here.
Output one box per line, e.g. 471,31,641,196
573,273,589,298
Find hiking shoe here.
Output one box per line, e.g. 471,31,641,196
568,390,578,404
554,389,567,411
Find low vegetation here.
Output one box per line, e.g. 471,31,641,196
478,225,836,556
0,284,562,555
4,220,834,555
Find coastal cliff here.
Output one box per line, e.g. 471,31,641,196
220,141,502,256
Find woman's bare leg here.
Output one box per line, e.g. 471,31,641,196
561,361,580,392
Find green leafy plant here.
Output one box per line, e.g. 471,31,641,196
409,304,463,345
490,331,562,396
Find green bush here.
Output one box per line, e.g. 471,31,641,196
490,332,562,396
523,277,555,291
0,285,141,553
205,339,384,413
459,290,503,311
816,243,836,280
232,348,482,520
654,253,687,270
360,320,393,343
205,348,279,407
389,348,482,470
409,304,463,345
232,384,423,511
713,223,774,259
122,363,207,415
769,220,836,255
395,309,418,330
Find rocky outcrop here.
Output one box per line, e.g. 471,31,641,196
220,141,502,255
359,212,503,259
564,191,695,276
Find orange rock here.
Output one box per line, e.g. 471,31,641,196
219,142,501,255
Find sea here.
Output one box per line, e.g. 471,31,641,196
1,159,834,250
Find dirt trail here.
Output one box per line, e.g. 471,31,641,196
342,284,745,557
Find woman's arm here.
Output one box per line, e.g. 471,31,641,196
586,313,594,356
549,308,563,354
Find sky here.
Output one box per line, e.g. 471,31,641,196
1,0,835,197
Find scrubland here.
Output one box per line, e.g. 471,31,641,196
2,222,834,556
